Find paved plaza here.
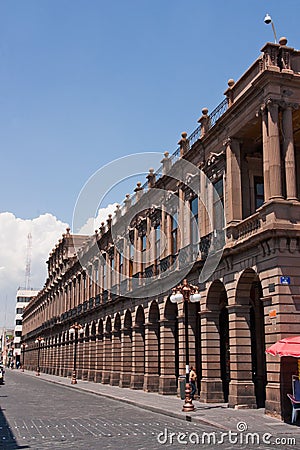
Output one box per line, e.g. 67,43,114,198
0,370,300,449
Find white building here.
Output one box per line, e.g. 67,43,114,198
14,288,39,365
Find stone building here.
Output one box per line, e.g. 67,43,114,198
22,38,300,419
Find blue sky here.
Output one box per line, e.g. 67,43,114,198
1,0,299,223
0,0,300,326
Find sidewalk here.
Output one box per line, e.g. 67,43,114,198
17,369,300,437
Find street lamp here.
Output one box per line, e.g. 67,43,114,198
170,279,201,412
34,337,45,376
69,323,83,385
20,343,28,372
264,13,278,44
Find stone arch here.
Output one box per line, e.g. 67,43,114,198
159,298,179,394
120,309,133,388
110,313,121,386
229,268,266,408
144,300,160,392
130,305,145,390
201,279,229,403
102,316,112,384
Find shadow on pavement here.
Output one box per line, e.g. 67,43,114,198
0,406,30,449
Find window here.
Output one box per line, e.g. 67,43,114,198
213,178,224,229
15,320,22,326
155,225,161,261
15,331,22,337
119,252,123,282
110,257,115,286
171,212,178,254
254,176,264,209
103,255,107,290
16,308,23,314
190,197,199,244
141,234,147,267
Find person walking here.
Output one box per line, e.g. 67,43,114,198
189,366,197,400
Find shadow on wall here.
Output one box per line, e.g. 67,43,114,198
280,356,298,422
0,405,30,449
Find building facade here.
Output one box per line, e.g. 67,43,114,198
14,288,39,366
22,38,300,419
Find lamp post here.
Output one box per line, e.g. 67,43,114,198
20,343,28,372
264,13,278,44
170,279,201,412
35,337,45,376
69,323,83,385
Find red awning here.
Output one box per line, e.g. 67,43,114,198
266,336,300,358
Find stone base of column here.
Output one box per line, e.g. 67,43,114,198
94,371,102,383
88,370,95,381
158,375,177,395
101,370,111,384
62,368,68,377
265,383,282,419
143,374,159,392
119,372,131,388
110,371,120,386
200,378,225,403
130,373,144,390
228,380,256,409
77,369,82,379
82,370,88,381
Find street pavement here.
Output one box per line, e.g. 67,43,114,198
0,369,300,449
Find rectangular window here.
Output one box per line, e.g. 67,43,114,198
16,308,23,314
111,257,115,286
213,178,224,229
119,252,123,282
155,225,161,261
254,176,264,209
171,212,178,254
103,256,107,290
141,234,147,266
190,197,199,244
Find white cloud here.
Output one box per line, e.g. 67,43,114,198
0,212,68,328
0,205,118,328
78,203,118,235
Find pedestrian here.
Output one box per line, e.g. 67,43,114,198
189,366,197,400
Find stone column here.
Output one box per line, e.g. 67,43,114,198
88,335,96,381
158,319,177,394
110,329,121,386
261,105,270,202
267,100,283,199
102,331,112,384
200,310,224,402
143,322,160,392
282,105,297,200
228,304,256,408
77,335,84,379
130,325,145,389
119,327,132,388
82,336,89,381
225,138,242,224
94,331,103,382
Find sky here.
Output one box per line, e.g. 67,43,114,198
0,0,299,326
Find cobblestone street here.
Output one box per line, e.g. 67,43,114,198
0,370,300,449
